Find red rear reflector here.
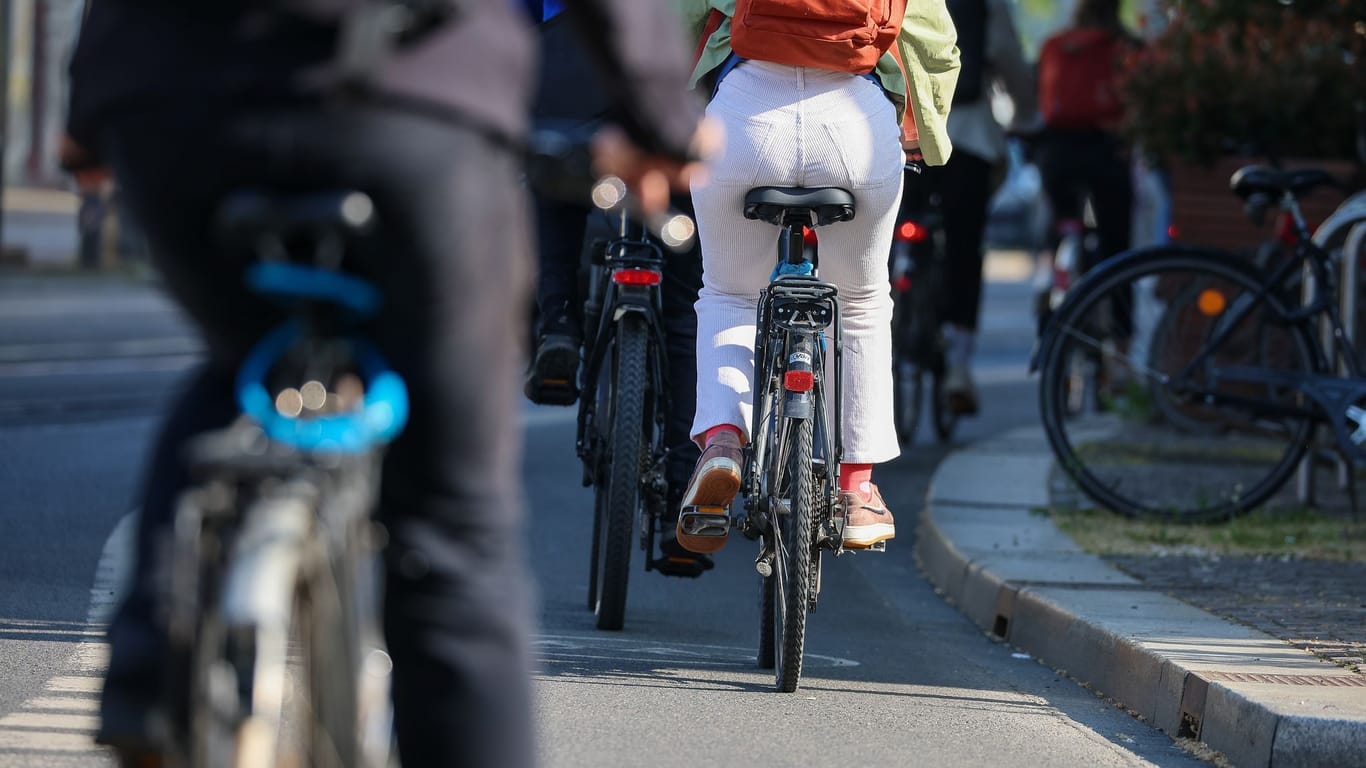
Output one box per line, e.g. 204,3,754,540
896,221,929,243
1275,212,1297,245
612,268,662,286
802,226,819,246
894,275,912,293
1167,224,1180,240
784,370,814,392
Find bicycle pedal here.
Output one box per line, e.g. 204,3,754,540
679,506,730,538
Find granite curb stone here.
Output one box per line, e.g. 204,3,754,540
914,425,1366,768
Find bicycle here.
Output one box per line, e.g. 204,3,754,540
575,204,687,631
890,164,959,444
1034,164,1363,521
163,190,406,767
680,185,881,692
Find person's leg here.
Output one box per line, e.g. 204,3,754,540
795,67,903,548
526,193,590,404
336,113,535,768
94,108,283,757
1085,137,1136,339
655,196,711,573
935,150,993,415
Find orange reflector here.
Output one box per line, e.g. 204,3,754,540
1197,288,1227,316
896,221,929,243
612,268,662,286
784,370,814,392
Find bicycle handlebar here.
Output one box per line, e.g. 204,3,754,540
524,125,697,252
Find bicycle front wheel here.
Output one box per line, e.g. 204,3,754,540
770,415,814,692
592,314,649,630
1038,247,1319,521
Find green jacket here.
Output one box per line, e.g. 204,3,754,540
675,0,961,166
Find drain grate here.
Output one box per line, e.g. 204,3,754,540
1201,671,1366,687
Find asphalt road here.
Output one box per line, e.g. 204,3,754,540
0,268,1210,767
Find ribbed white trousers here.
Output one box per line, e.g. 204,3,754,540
690,60,904,464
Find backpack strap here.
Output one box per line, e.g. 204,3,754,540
692,9,726,71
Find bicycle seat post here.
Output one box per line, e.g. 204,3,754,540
780,213,813,271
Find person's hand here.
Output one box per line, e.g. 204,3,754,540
903,144,926,175
591,118,722,216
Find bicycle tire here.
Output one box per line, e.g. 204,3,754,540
771,414,814,692
1038,247,1319,521
757,572,775,669
893,355,921,445
593,313,649,631
931,365,958,442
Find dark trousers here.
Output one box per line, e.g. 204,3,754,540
921,150,994,331
534,195,702,501
1036,131,1134,271
100,105,535,768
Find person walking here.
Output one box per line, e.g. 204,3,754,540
63,1,707,765
928,0,1037,416
673,0,960,554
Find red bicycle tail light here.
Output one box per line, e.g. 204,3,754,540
1167,223,1181,241
612,268,663,286
784,370,815,392
894,275,912,293
802,226,819,246
896,221,929,243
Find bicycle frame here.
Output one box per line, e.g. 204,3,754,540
741,214,845,552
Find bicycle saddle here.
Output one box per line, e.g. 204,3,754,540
1230,166,1340,200
744,186,856,226
215,190,377,242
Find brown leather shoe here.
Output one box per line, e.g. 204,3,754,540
838,484,895,549
676,431,743,553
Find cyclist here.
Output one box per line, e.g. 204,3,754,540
524,5,711,577
924,0,1037,416
1033,0,1139,313
673,0,960,554
64,1,707,766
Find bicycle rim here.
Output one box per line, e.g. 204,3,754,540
593,314,648,630
771,415,813,692
932,366,958,442
1039,250,1317,521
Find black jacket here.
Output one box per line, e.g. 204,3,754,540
67,0,700,159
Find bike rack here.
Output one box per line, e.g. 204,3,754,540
1296,208,1366,505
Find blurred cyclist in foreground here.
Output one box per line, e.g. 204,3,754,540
63,1,709,765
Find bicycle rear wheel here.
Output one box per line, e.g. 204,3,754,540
1038,248,1319,521
592,314,649,630
769,414,814,692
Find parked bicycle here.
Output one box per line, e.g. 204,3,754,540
679,185,882,692
1034,164,1362,521
575,201,694,630
890,164,958,444
165,190,406,767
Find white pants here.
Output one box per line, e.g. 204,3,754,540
690,61,904,464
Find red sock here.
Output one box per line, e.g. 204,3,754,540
703,424,743,447
840,464,873,500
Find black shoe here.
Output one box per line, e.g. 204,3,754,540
524,333,580,405
653,534,715,578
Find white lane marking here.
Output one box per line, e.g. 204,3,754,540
23,698,98,713
0,512,133,763
0,713,99,730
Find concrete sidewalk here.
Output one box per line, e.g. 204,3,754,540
914,425,1366,768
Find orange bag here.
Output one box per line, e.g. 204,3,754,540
730,0,908,74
